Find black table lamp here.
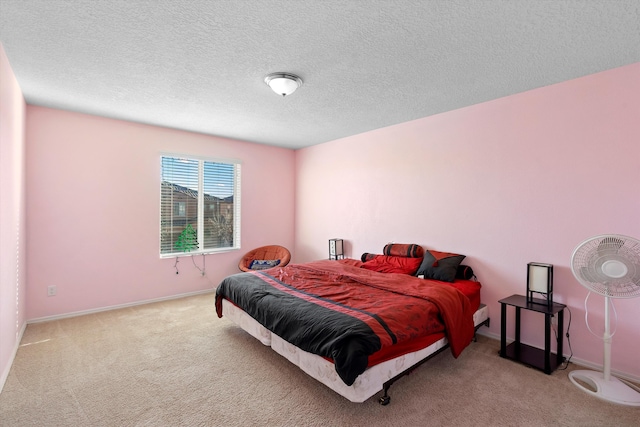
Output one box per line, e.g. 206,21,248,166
329,239,344,260
527,262,553,306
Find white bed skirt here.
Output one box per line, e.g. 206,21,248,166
221,299,489,403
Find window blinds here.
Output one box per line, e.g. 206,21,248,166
160,156,240,256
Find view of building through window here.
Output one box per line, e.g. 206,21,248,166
160,156,240,256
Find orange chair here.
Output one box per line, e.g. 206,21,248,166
238,245,291,272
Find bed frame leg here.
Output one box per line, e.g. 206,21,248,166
377,316,491,406
474,318,491,342
378,386,391,406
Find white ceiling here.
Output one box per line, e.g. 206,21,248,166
1,1,638,149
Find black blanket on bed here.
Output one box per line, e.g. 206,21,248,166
216,273,381,386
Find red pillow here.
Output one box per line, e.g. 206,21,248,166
383,243,424,258
360,255,423,275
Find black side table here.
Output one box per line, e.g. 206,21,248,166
499,294,566,374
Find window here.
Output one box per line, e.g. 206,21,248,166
160,155,241,257
173,202,186,217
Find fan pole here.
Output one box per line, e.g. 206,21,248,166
569,292,640,406
603,296,611,382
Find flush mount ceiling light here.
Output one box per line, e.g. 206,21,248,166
264,72,303,97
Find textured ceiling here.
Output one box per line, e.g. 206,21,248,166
1,1,638,149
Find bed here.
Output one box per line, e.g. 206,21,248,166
215,248,489,405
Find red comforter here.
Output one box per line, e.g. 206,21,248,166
215,259,475,385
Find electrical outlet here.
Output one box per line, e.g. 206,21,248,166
551,314,557,325
47,285,57,296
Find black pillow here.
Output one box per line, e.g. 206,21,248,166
416,250,466,282
249,259,281,270
456,265,475,280
361,252,377,262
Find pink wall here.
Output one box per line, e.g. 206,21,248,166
295,63,640,378
0,43,27,389
25,107,295,319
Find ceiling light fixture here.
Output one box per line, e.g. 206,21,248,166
264,72,303,97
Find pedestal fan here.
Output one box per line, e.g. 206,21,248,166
569,234,640,406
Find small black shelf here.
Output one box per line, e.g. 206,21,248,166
499,294,566,374
503,342,563,373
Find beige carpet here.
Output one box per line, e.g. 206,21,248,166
1,293,638,426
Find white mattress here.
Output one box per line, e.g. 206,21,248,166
221,298,489,403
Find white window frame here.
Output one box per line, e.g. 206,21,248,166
160,154,241,258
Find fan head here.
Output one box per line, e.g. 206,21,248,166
571,234,640,298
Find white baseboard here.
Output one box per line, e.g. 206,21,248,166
566,356,640,385
476,329,640,385
27,288,215,324
0,321,27,394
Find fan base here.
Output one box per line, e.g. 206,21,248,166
569,370,640,406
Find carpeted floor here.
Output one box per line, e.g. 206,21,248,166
1,293,638,426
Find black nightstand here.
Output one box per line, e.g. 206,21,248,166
499,294,566,374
